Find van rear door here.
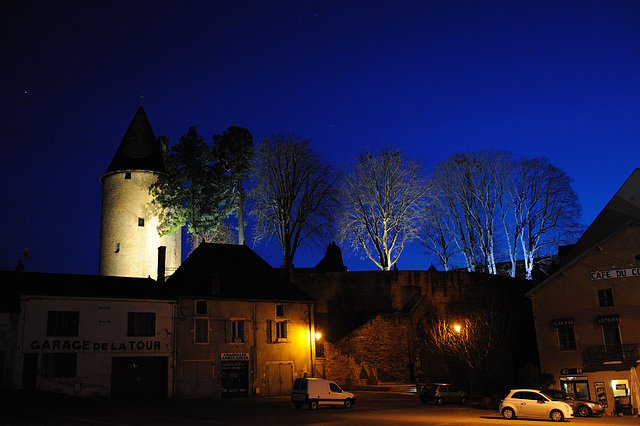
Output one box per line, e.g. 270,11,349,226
291,379,307,402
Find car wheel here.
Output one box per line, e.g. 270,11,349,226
344,399,352,409
309,400,318,410
550,410,564,422
460,396,467,404
577,405,592,417
294,403,302,409
502,407,516,420
436,397,444,405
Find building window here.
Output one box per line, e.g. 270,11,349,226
47,311,79,337
115,242,120,253
124,172,131,179
275,303,285,317
602,323,621,346
558,325,576,351
195,318,209,344
232,320,244,343
195,300,208,315
315,342,325,358
270,320,288,342
598,288,614,307
46,353,77,378
127,312,156,336
138,217,145,227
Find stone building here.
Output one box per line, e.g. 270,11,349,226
166,243,317,398
527,169,640,415
99,106,181,280
295,259,537,392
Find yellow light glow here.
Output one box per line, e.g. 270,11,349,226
315,332,321,341
453,325,461,333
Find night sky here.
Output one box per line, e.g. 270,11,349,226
1,1,639,274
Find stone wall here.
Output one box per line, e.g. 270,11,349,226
296,269,537,390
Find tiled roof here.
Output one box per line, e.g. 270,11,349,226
102,106,166,176
167,243,315,302
0,271,175,311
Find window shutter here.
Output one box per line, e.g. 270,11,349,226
269,320,276,343
225,320,232,343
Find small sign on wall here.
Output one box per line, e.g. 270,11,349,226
595,382,608,408
560,368,582,375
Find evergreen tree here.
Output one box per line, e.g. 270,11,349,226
212,126,254,245
150,126,235,250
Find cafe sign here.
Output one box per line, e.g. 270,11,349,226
590,268,640,280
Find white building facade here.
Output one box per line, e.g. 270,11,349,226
4,272,175,399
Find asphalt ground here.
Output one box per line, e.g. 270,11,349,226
2,390,640,425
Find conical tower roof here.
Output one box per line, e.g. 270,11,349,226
102,106,166,178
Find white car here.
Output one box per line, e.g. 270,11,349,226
499,389,574,422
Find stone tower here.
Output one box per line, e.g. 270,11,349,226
99,106,181,279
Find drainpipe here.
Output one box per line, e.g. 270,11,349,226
307,303,314,378
172,300,178,398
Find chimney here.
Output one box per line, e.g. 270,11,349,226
157,246,166,283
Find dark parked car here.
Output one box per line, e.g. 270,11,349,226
419,383,467,405
540,388,604,417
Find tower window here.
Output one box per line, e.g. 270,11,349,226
115,242,120,253
138,218,144,227
124,172,131,179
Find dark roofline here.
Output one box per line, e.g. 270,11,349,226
526,220,640,297
0,270,175,300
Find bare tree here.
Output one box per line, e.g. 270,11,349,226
417,203,456,271
430,151,581,279
431,151,506,272
509,157,582,279
338,147,429,271
422,303,518,393
250,134,338,274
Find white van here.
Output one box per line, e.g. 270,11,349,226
291,378,356,410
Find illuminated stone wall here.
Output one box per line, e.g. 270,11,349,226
295,269,535,388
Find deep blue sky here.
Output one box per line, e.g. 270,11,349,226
1,1,639,274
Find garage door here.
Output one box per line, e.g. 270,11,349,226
266,362,293,396
111,357,168,399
